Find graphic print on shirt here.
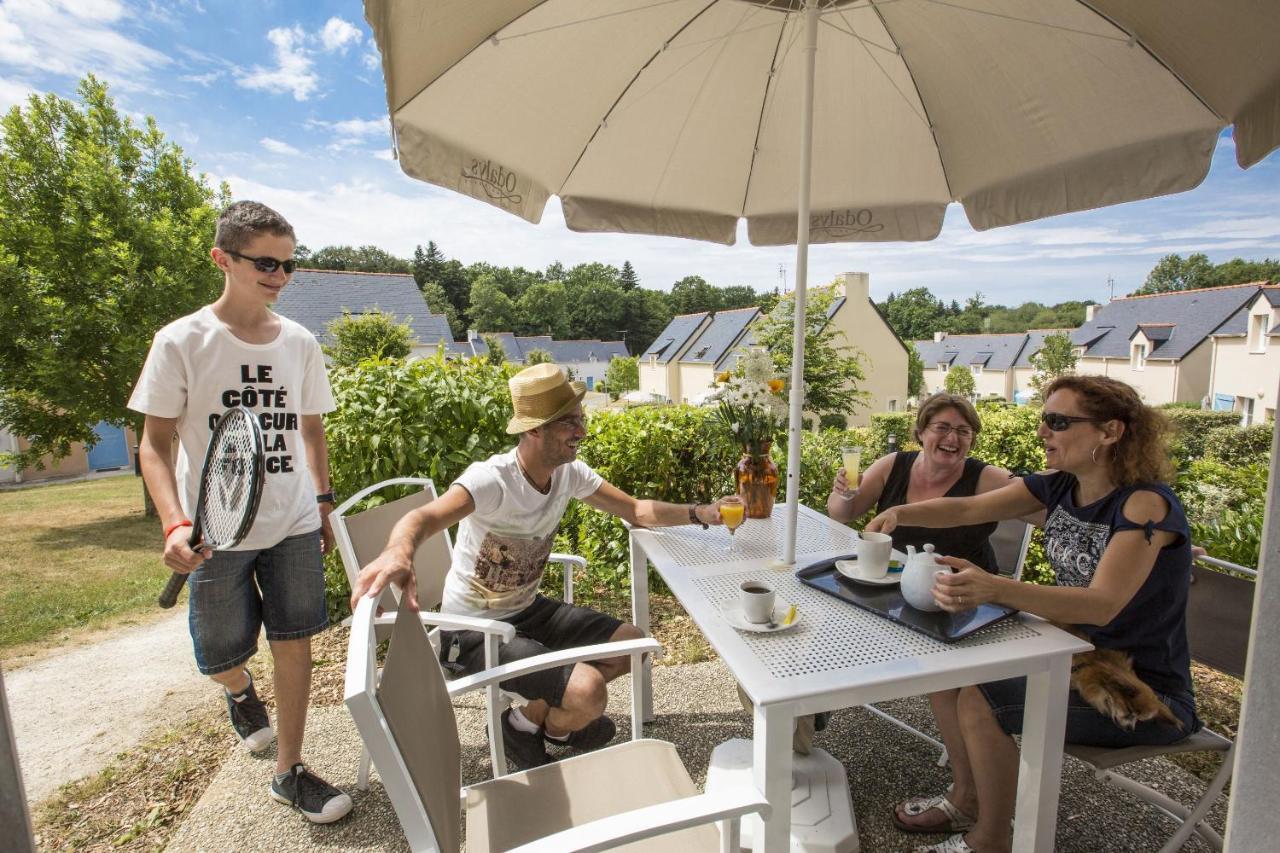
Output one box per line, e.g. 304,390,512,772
211,363,298,476
1042,506,1110,587
470,530,555,610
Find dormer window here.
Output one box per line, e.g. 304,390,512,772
1250,314,1269,353
1131,342,1147,370
937,363,947,374
971,364,983,377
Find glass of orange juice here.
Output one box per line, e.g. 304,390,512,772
720,496,746,555
840,445,862,498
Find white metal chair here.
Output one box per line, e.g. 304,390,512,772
345,596,769,852
331,477,588,778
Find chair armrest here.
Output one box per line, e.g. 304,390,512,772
372,611,516,642
507,787,771,853
547,553,586,570
447,638,661,697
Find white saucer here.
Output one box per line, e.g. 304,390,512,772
835,559,900,586
722,599,801,633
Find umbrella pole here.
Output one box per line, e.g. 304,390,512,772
781,0,821,567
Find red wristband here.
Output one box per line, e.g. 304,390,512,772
164,520,193,539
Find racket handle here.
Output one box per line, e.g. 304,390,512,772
158,571,189,608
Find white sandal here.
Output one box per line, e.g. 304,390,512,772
894,791,977,834
915,833,977,852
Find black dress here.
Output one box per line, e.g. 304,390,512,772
875,451,1000,573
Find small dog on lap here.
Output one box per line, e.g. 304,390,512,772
1057,626,1182,731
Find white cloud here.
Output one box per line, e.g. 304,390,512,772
372,148,396,161
261,137,300,155
320,17,361,53
362,49,380,71
306,116,390,150
0,0,169,84
235,25,318,101
0,74,34,111
180,71,222,87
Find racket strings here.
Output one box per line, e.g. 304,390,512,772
200,412,262,548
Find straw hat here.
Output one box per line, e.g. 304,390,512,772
505,363,587,434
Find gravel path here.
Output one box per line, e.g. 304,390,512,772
6,611,212,803
168,660,1228,852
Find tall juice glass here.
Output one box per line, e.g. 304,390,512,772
721,496,745,555
840,445,862,498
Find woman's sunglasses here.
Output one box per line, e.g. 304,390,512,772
1040,411,1099,432
226,249,297,274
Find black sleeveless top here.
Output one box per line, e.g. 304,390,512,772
876,451,1000,573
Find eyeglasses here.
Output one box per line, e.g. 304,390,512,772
550,414,587,431
1040,412,1099,432
225,249,296,274
927,422,974,440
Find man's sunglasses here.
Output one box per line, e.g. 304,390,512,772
226,249,297,274
1040,412,1099,432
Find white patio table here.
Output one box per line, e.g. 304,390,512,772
628,502,1091,853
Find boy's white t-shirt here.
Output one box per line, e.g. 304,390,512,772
442,449,603,619
128,306,335,551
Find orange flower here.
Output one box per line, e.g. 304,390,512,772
716,371,731,383
767,379,785,394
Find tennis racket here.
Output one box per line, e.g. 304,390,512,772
158,406,266,608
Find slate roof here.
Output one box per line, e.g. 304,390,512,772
1211,285,1280,337
643,312,710,364
275,269,454,347
1013,329,1074,368
1071,284,1263,361
912,333,1030,372
680,307,759,365
458,333,627,363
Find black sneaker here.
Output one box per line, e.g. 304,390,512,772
501,708,552,771
269,763,353,824
548,714,617,753
225,671,274,753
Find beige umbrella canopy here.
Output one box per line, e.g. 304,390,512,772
365,0,1280,565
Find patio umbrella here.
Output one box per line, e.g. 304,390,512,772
364,0,1280,566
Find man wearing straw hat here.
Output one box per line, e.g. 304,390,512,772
352,362,727,769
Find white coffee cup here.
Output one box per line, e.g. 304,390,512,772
856,531,894,579
740,580,776,624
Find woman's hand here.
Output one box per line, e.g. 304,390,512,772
832,468,856,500
932,556,1001,612
864,507,900,535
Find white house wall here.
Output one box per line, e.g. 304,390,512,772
1211,336,1280,422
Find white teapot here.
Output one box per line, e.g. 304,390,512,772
901,543,946,612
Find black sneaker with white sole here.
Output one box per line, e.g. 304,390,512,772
270,763,354,824
548,714,616,753
501,708,552,770
225,671,274,753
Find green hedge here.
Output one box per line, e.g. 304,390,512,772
1163,409,1241,464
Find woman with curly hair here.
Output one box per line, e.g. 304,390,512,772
866,375,1199,853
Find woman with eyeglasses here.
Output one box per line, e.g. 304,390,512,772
827,392,1016,573
866,375,1198,853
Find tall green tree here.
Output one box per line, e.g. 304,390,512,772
619,260,639,291
468,274,519,332
516,281,571,338
420,280,462,338
749,288,868,419
323,309,413,367
1135,253,1214,295
481,334,507,365
880,287,947,340
945,365,976,397
306,244,410,273
622,288,673,355
1028,333,1078,400
907,346,925,398
605,356,639,397
0,76,227,467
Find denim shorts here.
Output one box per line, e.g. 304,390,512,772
978,676,1200,748
187,530,328,675
439,595,624,707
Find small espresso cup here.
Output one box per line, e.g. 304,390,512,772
856,531,894,579
740,580,776,624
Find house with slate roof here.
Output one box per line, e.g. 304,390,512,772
274,269,457,359
1071,282,1265,406
639,272,907,425
1207,283,1280,424
913,328,1075,403
456,331,628,391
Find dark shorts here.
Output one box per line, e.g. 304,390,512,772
187,530,328,675
440,595,624,708
978,676,1200,748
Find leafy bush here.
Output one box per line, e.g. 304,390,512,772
323,309,413,368
1163,409,1240,465
1190,511,1263,569
868,412,917,455
1160,401,1203,410
819,413,848,430
1176,458,1268,568
1202,423,1273,467
971,405,1047,475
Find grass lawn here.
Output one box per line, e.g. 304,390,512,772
0,476,170,660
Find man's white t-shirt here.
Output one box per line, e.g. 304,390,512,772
128,306,335,551
442,449,603,619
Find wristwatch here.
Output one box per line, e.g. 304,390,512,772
689,503,709,529
316,491,336,505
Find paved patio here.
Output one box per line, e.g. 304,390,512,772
167,659,1228,851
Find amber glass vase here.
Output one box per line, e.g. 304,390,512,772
735,442,779,519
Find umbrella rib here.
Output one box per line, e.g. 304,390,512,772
738,12,790,218
863,0,956,201
554,0,721,197
825,11,929,129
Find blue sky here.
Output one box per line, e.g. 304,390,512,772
2,0,1278,308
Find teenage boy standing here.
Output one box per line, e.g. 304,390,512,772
129,201,351,823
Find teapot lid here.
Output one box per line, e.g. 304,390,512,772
923,543,935,553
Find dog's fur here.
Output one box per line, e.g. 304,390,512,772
1057,626,1182,731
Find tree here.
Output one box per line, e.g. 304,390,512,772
515,281,570,338
669,275,719,314
524,348,553,365
1207,257,1280,287
880,287,947,341
945,365,976,398
620,260,639,290
1028,333,1078,400
468,274,519,332
622,287,673,355
907,346,925,398
420,280,462,338
481,334,507,365
566,279,627,341
0,75,227,468
605,356,639,398
749,288,868,419
306,244,410,273
323,309,413,367
1135,253,1214,295
412,241,446,287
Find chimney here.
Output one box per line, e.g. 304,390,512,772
835,271,869,302
1084,304,1098,322
934,331,947,342
467,328,478,341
